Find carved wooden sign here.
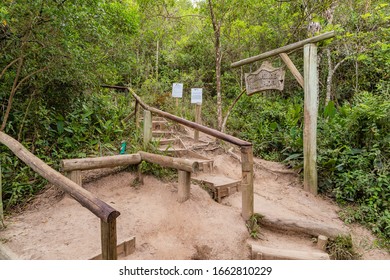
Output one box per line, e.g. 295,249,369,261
245,61,285,95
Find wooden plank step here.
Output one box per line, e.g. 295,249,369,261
152,130,173,137
152,120,169,131
152,116,166,121
192,174,240,202
152,138,179,145
158,146,187,153
251,244,330,260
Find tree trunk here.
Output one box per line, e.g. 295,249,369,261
325,48,333,106
1,57,24,131
215,36,222,130
208,0,223,130
221,88,246,133
156,39,159,81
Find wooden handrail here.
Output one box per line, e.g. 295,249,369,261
128,88,252,147
0,131,120,223
139,151,199,173
61,154,142,172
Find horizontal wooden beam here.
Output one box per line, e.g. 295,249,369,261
128,88,252,147
61,154,141,172
231,31,335,68
139,151,199,173
0,132,120,223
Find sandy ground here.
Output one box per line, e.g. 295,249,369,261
0,130,389,260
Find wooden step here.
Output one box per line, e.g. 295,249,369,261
152,120,169,131
158,146,187,153
152,130,173,137
168,150,213,173
152,116,166,122
152,138,178,145
155,137,187,153
192,174,240,202
251,244,330,260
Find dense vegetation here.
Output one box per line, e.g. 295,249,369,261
1,1,389,246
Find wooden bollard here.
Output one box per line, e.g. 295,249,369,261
317,235,329,251
135,101,140,129
177,170,191,202
143,110,152,145
67,170,82,186
101,218,118,260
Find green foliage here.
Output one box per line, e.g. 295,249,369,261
326,235,360,260
246,213,264,240
229,89,390,242
0,90,138,209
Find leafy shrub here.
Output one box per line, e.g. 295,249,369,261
1,90,139,209
227,89,390,242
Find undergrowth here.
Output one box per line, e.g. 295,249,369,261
326,235,360,260
228,89,390,247
246,213,264,240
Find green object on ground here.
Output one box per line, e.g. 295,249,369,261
120,141,127,154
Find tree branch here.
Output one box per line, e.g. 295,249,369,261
13,66,48,94
0,57,23,80
221,88,246,133
1,65,48,131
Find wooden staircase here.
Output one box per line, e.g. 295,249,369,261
150,117,241,203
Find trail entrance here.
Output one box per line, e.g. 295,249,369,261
232,31,336,195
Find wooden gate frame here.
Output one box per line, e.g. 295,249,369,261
231,31,336,195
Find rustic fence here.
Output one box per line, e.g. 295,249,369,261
128,88,254,220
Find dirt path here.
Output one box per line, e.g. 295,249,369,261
0,129,389,260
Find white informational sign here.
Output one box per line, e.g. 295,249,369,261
191,88,203,104
172,83,183,98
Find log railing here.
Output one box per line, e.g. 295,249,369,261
0,131,120,260
61,151,200,204
127,88,254,220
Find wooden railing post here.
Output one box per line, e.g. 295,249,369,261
143,110,152,145
101,218,118,260
177,170,191,202
241,145,254,220
135,101,140,129
67,170,82,186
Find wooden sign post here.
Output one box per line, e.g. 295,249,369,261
303,44,318,195
194,104,202,142
172,83,183,110
191,88,203,142
232,31,335,196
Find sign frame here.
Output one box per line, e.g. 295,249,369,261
172,83,183,98
191,88,203,104
245,61,285,95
